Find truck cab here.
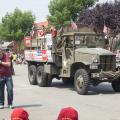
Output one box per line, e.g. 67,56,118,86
44,32,120,95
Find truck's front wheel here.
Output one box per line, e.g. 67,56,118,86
74,69,90,95
28,65,37,85
112,80,120,92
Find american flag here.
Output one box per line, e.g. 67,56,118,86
31,30,34,37
103,25,110,34
71,20,78,30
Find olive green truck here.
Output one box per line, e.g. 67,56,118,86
25,32,120,95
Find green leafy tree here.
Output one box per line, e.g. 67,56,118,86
0,8,35,47
47,0,97,28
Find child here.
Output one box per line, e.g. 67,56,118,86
11,108,29,120
57,107,78,120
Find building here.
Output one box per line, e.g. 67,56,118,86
34,21,48,28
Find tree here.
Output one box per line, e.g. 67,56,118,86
77,0,120,33
76,0,120,51
0,8,35,46
47,0,97,28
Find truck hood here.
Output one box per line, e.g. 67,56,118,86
75,48,115,55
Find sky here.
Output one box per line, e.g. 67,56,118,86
0,0,115,23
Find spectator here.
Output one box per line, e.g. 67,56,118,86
0,48,14,109
11,108,29,120
12,53,17,64
57,107,78,120
10,55,15,75
6,51,15,76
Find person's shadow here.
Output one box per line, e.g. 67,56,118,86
13,104,42,108
52,80,118,95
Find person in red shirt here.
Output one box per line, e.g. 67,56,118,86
0,48,14,109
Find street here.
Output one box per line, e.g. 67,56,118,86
0,65,120,120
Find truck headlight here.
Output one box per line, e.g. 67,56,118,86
90,63,98,69
92,57,99,63
90,57,99,69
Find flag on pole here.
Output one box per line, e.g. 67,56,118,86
58,27,63,35
103,25,107,34
71,20,78,30
31,24,35,37
31,30,34,37
103,25,110,34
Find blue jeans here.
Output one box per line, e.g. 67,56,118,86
0,77,13,105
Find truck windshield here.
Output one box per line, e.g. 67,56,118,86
75,35,105,48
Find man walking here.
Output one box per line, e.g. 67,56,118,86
0,48,14,109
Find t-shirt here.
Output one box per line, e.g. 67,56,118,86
0,53,12,77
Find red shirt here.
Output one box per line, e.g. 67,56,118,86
0,53,12,77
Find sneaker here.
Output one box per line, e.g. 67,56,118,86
0,105,4,109
8,105,14,109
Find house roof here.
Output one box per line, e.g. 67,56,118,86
35,21,48,28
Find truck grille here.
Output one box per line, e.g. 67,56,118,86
100,55,116,71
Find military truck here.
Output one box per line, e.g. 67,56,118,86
25,30,120,95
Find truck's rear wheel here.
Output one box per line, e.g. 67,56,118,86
112,80,120,92
74,69,90,95
47,74,52,87
40,72,52,87
28,65,37,85
36,66,45,87
37,66,52,87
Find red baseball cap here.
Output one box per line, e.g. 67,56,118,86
11,108,29,120
57,107,78,120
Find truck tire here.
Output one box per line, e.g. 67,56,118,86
37,67,52,87
74,69,90,95
47,74,52,87
40,72,52,87
28,65,37,85
36,66,45,87
112,80,120,92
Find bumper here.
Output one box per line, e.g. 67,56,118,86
91,70,120,80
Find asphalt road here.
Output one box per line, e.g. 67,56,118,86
0,65,120,120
